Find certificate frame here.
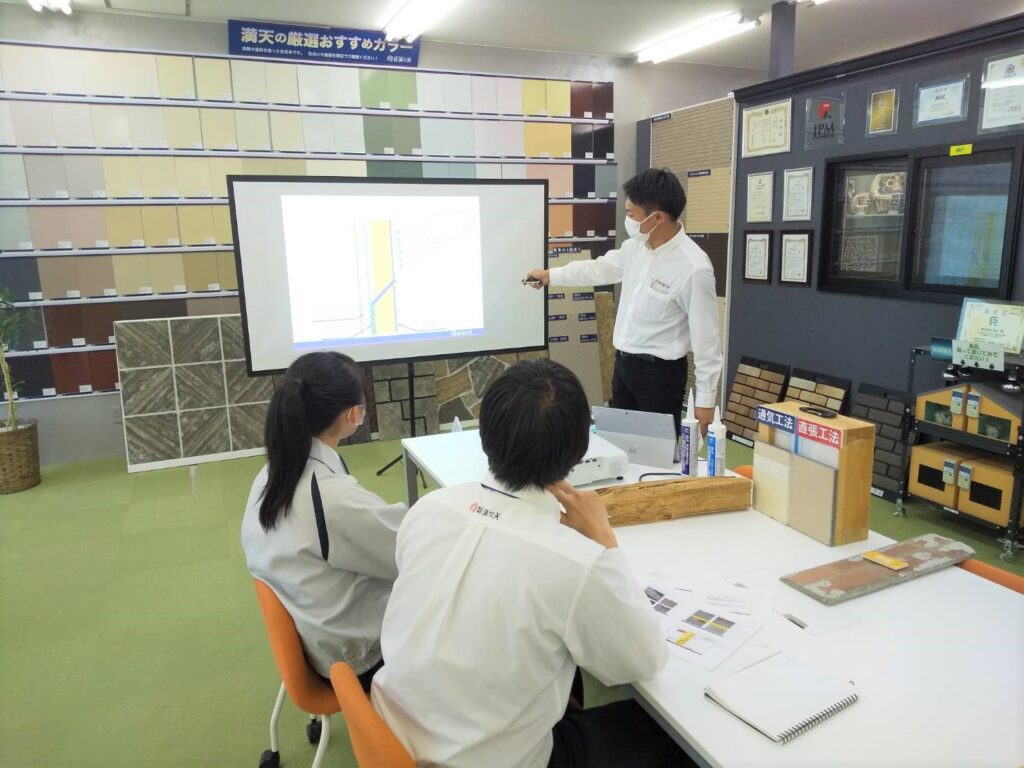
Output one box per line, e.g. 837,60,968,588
979,49,1024,134
914,74,970,127
866,87,899,136
779,230,813,286
746,171,774,223
741,99,792,158
743,231,772,283
782,167,814,222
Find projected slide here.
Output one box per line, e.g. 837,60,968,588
280,195,485,349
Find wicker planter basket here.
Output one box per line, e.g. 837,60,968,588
0,419,41,494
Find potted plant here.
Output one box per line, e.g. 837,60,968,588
0,288,40,493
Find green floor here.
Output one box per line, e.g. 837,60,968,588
0,440,1019,767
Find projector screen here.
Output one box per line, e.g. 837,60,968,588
229,177,548,373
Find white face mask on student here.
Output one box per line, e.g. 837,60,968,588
624,211,659,244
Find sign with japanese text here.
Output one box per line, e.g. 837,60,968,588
756,406,795,433
952,339,1006,371
229,19,419,67
796,418,843,449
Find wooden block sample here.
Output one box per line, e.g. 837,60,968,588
915,385,968,432
787,454,839,545
781,534,975,605
908,441,984,508
596,476,751,527
964,382,1022,444
756,400,875,545
957,455,1015,527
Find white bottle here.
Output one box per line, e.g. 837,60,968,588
707,406,727,477
679,389,700,478
451,416,463,433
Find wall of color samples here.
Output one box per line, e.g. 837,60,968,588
115,314,273,471
0,41,614,421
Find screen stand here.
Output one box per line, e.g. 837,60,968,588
376,362,426,488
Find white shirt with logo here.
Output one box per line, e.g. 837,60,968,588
549,224,723,408
371,474,667,768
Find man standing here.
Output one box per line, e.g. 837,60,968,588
527,168,723,434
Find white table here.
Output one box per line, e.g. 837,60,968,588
400,431,1024,768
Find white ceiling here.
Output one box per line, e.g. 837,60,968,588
7,0,1024,72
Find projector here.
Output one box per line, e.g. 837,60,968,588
567,433,629,486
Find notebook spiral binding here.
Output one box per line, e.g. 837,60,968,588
778,692,859,744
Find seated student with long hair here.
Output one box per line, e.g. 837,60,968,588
372,359,688,767
242,351,406,691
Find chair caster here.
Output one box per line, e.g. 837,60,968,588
258,749,280,768
306,719,322,744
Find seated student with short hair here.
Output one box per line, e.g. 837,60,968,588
372,359,688,768
241,351,406,690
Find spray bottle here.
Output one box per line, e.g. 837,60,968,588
679,389,700,478
707,406,727,477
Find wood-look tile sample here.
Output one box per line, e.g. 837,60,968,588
91,105,133,149
24,155,69,198
220,315,245,360
64,155,107,199
225,360,273,404
126,105,169,149
141,206,181,247
170,316,222,363
194,57,233,101
105,206,146,248
199,108,238,150
101,156,144,199
120,366,176,416
51,102,96,148
180,407,231,456
234,110,272,151
174,362,226,409
164,107,203,149
27,207,73,250
125,413,182,463
265,63,300,105
156,55,196,99
229,403,269,450
139,156,179,198
114,318,171,369
120,53,160,98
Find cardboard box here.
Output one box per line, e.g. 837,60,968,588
908,441,985,508
915,385,969,432
957,455,1015,527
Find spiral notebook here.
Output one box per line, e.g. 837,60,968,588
705,651,858,744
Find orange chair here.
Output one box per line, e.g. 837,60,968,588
958,559,1024,594
253,578,341,768
733,464,754,480
329,662,415,768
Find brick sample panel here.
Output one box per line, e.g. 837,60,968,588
784,368,852,413
724,356,788,444
850,383,912,498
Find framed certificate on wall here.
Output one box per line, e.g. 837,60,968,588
741,99,792,157
980,50,1024,133
914,75,969,126
782,167,813,221
867,88,899,136
746,171,774,223
780,231,813,285
744,231,772,282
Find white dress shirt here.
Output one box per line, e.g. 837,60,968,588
241,439,407,677
371,474,667,768
548,224,723,408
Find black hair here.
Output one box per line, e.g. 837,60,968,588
258,351,366,531
622,168,687,220
479,359,590,491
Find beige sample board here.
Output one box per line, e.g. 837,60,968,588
547,251,604,406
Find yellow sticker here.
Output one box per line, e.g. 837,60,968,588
950,143,973,157
674,631,695,647
864,551,910,571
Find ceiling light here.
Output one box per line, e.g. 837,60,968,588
384,0,461,43
26,0,72,13
636,12,760,64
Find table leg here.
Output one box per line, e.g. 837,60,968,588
404,447,420,506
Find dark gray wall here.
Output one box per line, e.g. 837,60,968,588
729,25,1024,398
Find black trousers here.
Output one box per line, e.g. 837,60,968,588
548,698,693,768
611,352,689,435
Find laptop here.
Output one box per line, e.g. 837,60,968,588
592,406,678,469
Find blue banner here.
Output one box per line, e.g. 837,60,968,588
229,19,419,67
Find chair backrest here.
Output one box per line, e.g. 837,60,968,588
330,662,415,768
252,578,340,715
958,559,1024,594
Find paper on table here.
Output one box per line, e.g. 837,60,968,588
729,568,859,635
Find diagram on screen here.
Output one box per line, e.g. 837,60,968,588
281,195,485,349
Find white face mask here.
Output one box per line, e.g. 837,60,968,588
624,211,659,243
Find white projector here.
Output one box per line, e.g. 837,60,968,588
566,433,629,486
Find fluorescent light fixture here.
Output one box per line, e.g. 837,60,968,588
384,0,461,43
26,0,72,13
636,12,760,64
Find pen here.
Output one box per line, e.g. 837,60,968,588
522,278,541,285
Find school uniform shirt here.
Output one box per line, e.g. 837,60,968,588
241,439,406,678
548,224,723,408
371,474,667,768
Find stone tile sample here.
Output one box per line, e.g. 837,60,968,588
114,319,171,369
724,357,789,442
180,407,231,456
784,368,852,413
851,383,912,496
174,362,226,409
124,413,181,463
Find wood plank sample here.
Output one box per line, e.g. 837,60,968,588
597,476,751,527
